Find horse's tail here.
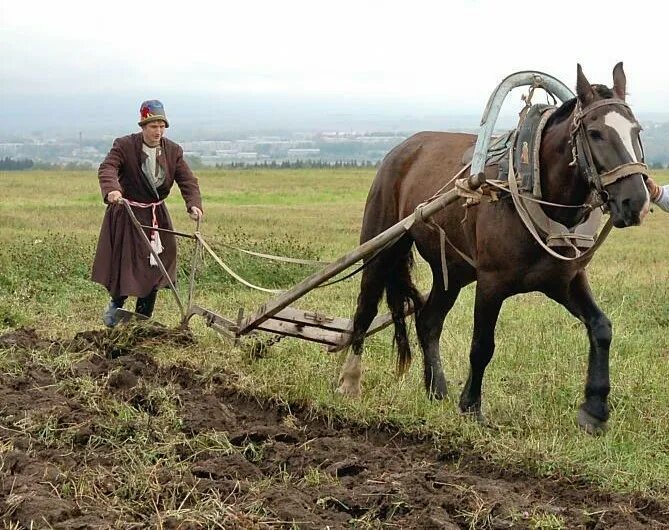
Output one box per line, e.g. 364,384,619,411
384,235,423,375
351,135,425,370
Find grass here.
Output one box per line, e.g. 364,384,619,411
1,166,669,506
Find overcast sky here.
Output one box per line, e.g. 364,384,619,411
1,0,666,132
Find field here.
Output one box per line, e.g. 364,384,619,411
1,168,669,529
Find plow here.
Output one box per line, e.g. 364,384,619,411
118,71,579,350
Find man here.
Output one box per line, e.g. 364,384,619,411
92,100,203,327
646,176,669,212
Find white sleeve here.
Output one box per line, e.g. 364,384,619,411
654,184,669,213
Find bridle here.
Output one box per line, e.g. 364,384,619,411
569,98,649,206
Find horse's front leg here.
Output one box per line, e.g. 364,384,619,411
550,270,612,434
459,280,505,422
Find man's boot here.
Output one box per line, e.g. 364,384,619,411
136,289,158,318
103,296,127,328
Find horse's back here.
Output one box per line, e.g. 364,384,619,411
361,132,476,243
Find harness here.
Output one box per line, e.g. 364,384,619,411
444,95,650,267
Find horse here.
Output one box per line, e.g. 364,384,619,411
336,63,650,434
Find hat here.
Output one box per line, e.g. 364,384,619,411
138,100,169,128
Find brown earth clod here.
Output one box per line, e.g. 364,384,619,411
0,326,668,529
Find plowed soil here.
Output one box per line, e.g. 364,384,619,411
1,327,668,529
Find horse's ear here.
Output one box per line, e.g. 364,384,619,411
576,63,595,105
612,62,626,100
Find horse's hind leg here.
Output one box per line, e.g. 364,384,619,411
415,272,461,400
337,261,386,397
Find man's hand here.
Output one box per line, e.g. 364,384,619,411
189,206,203,221
646,176,661,201
107,190,123,203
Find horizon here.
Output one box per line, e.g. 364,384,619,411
2,91,669,140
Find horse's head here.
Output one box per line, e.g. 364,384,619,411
574,63,649,228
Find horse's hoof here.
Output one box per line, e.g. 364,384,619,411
460,406,486,424
336,381,361,398
577,408,607,435
425,371,448,400
428,384,447,401
428,389,447,400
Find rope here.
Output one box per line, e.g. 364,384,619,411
486,180,600,210
424,163,472,203
219,243,330,265
315,233,404,288
196,234,285,294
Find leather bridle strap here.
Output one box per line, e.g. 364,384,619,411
599,162,650,187
571,98,649,194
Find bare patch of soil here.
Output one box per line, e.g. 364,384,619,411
1,327,668,528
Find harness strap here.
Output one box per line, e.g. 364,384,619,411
599,162,649,187
530,108,557,198
415,193,477,292
574,98,631,119
507,142,613,262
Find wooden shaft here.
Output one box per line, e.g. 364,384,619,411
238,182,477,335
185,232,202,320
121,200,185,318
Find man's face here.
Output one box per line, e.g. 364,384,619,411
141,121,166,146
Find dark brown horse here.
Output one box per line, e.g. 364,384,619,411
337,63,650,433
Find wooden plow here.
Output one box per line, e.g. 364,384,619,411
119,71,575,351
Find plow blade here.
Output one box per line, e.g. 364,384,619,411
115,308,150,324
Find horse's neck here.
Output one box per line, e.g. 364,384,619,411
539,117,590,227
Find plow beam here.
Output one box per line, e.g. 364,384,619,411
238,172,485,337
190,301,417,351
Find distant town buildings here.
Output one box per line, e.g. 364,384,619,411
0,131,411,168
2,122,668,169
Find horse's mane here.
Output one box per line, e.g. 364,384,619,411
545,85,615,128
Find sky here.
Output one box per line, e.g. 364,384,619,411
1,0,667,134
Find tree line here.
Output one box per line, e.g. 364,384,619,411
0,157,34,170
0,157,94,171
214,159,381,169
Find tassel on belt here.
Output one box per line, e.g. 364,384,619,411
125,199,165,266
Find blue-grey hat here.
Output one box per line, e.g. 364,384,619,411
138,100,169,128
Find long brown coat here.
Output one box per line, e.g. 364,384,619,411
92,133,203,298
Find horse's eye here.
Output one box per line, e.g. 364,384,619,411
588,130,603,141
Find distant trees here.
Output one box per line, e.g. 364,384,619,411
0,158,96,171
0,157,34,170
185,155,205,170
215,159,379,170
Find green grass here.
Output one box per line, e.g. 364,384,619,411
1,167,669,500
